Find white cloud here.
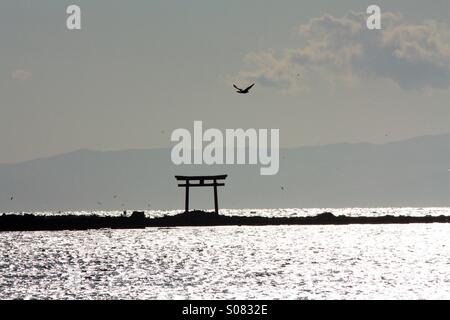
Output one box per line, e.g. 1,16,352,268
238,12,450,92
11,69,33,81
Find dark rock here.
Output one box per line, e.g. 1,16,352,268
130,211,146,220
317,212,336,219
0,210,449,232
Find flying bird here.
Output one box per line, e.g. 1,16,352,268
233,83,255,94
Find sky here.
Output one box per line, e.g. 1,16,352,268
1,0,450,164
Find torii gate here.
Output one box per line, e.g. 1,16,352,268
175,175,228,213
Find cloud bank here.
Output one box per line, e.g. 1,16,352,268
239,12,450,91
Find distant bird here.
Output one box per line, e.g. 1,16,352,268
97,201,102,206
113,195,118,199
233,83,255,94
10,196,14,201
281,186,285,191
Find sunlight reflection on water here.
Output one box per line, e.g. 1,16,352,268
1,219,450,299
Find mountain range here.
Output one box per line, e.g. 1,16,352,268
0,133,449,211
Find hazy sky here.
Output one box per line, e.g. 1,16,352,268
1,0,450,164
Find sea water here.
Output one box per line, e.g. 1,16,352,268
0,208,449,299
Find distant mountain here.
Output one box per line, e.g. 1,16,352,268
1,134,449,211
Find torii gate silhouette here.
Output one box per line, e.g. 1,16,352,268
175,175,228,213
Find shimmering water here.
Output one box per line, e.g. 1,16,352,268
1,208,450,300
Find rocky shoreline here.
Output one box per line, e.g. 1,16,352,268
1,210,450,232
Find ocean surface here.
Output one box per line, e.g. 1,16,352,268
1,208,450,299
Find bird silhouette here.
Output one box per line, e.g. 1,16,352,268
10,196,14,201
233,83,255,94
